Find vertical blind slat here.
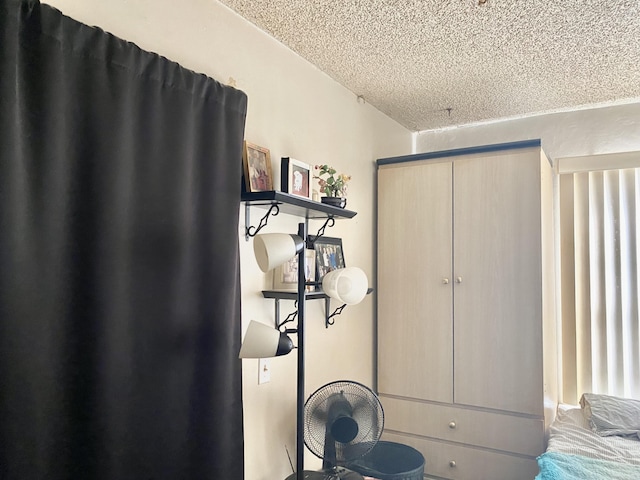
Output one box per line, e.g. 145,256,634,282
574,172,592,398
560,174,577,401
589,171,608,393
603,171,623,395
619,170,637,397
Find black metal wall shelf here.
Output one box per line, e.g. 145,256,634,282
262,288,373,328
242,190,357,219
262,289,329,301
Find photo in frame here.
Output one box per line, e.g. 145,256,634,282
243,141,274,192
313,237,346,284
281,157,311,199
272,249,316,291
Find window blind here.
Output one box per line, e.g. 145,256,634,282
560,167,640,403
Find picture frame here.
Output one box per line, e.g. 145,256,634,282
243,141,274,192
313,237,346,284
281,157,311,199
272,249,316,291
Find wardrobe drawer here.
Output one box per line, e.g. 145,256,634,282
380,396,544,456
382,432,539,480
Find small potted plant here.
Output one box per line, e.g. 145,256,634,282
314,164,351,208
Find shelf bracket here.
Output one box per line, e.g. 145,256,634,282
274,298,299,331
271,293,343,330
306,216,336,248
325,298,348,328
245,203,279,241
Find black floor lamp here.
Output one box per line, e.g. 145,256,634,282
240,221,368,480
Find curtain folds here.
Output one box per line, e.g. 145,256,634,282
0,1,247,478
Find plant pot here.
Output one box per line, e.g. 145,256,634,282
321,196,347,208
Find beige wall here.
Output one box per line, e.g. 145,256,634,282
42,1,412,479
416,102,640,159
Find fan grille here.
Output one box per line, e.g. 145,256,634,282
304,380,384,465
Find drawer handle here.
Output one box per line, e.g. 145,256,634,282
449,460,457,468
448,421,456,429
442,278,450,284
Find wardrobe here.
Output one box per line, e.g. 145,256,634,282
376,140,558,479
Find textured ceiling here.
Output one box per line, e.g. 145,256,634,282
218,0,640,131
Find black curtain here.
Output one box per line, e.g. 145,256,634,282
0,1,247,478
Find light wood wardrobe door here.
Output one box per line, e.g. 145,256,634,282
453,151,543,415
378,161,453,403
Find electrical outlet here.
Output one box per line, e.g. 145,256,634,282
258,358,271,384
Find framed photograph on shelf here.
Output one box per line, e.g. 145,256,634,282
313,237,345,284
243,141,274,192
281,157,311,199
272,249,316,291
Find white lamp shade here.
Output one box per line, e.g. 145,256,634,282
322,267,368,305
239,321,294,358
253,233,304,272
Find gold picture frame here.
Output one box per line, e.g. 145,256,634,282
243,141,274,192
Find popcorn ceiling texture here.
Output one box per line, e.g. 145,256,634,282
218,0,640,131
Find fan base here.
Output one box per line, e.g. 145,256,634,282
285,467,364,480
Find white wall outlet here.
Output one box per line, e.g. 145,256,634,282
258,358,271,384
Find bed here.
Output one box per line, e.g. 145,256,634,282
535,393,640,479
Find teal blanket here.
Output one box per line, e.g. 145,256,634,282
536,452,640,480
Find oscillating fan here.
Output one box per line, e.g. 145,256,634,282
302,380,384,479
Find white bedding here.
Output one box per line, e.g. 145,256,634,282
546,405,640,465
581,392,640,439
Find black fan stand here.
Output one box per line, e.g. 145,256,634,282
285,467,363,480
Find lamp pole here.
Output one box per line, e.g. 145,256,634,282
296,222,306,480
